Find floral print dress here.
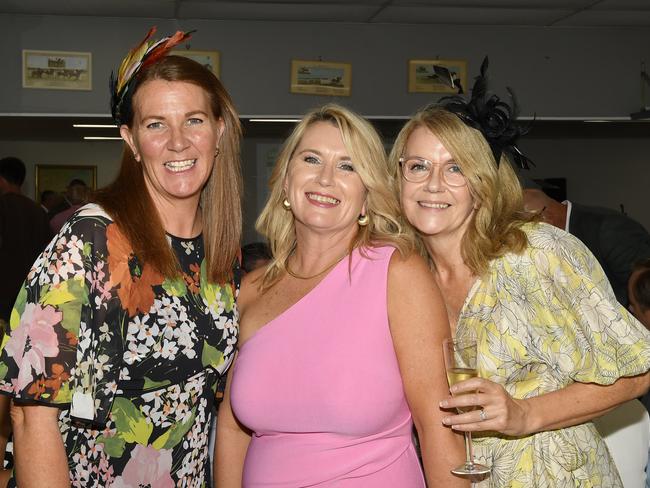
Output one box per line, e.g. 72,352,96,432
456,223,650,488
0,203,239,487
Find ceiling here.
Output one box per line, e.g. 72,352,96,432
2,0,650,27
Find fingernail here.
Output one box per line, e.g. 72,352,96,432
439,400,448,408
442,417,451,425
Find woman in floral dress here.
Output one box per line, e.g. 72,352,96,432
0,28,242,487
392,59,650,486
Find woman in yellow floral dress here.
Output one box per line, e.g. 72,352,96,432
391,58,650,487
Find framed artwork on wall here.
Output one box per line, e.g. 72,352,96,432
290,60,351,96
408,59,467,94
35,165,97,200
22,50,92,90
171,49,220,77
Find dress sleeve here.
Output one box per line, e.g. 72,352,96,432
526,225,650,386
0,211,121,424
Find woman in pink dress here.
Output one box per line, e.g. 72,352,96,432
215,104,468,487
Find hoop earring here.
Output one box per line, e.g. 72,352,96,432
358,214,369,226
282,198,291,210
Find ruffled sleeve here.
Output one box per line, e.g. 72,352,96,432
525,223,650,385
0,205,122,425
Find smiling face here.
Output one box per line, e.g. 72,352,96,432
120,79,224,211
400,126,475,243
284,121,367,238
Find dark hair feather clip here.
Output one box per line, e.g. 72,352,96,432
439,57,534,170
110,26,194,124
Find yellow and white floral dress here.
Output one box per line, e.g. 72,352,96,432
456,222,650,488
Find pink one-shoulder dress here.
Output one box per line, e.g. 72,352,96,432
230,246,426,487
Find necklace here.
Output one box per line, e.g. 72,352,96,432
286,252,348,280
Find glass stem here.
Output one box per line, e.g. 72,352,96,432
464,431,475,468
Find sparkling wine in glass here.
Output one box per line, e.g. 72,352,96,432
442,337,491,476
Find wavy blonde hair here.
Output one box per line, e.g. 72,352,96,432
389,106,533,277
257,104,413,290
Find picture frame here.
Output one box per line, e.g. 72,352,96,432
22,50,92,90
35,165,97,200
171,49,220,77
408,59,467,94
290,60,351,97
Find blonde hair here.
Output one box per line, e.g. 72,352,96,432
389,106,533,277
257,104,413,290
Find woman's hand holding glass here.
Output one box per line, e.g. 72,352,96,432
440,373,531,437
442,338,490,476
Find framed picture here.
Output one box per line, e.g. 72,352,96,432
171,49,220,77
290,60,351,96
22,50,92,90
35,165,97,199
408,59,467,94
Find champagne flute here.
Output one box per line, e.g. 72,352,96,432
442,337,491,476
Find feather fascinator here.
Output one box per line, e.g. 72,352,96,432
440,57,533,170
110,27,194,124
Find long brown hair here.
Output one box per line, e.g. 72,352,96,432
390,106,532,277
94,55,242,283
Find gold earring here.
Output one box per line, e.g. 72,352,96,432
358,214,369,226
282,198,291,210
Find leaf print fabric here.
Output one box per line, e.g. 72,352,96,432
458,223,650,488
0,203,239,487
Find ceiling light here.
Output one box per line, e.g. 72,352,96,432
83,136,123,140
248,118,300,123
74,124,118,128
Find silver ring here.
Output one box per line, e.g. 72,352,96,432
479,409,488,421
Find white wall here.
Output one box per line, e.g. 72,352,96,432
2,14,650,117
1,13,649,240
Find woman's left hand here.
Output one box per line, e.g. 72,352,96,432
439,377,531,437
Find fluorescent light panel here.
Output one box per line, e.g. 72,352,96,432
83,136,123,140
249,118,300,123
74,124,118,128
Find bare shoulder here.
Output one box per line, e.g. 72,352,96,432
387,249,447,330
237,266,267,315
388,249,434,287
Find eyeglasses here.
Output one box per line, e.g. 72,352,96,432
399,157,467,187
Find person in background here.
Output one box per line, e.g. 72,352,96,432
391,58,650,487
629,259,650,331
523,187,650,305
49,178,90,233
39,190,65,220
241,241,272,274
627,260,650,488
0,27,242,487
0,156,51,486
629,258,650,412
216,104,467,487
0,157,51,326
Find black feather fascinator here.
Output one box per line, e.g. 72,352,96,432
439,57,533,170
